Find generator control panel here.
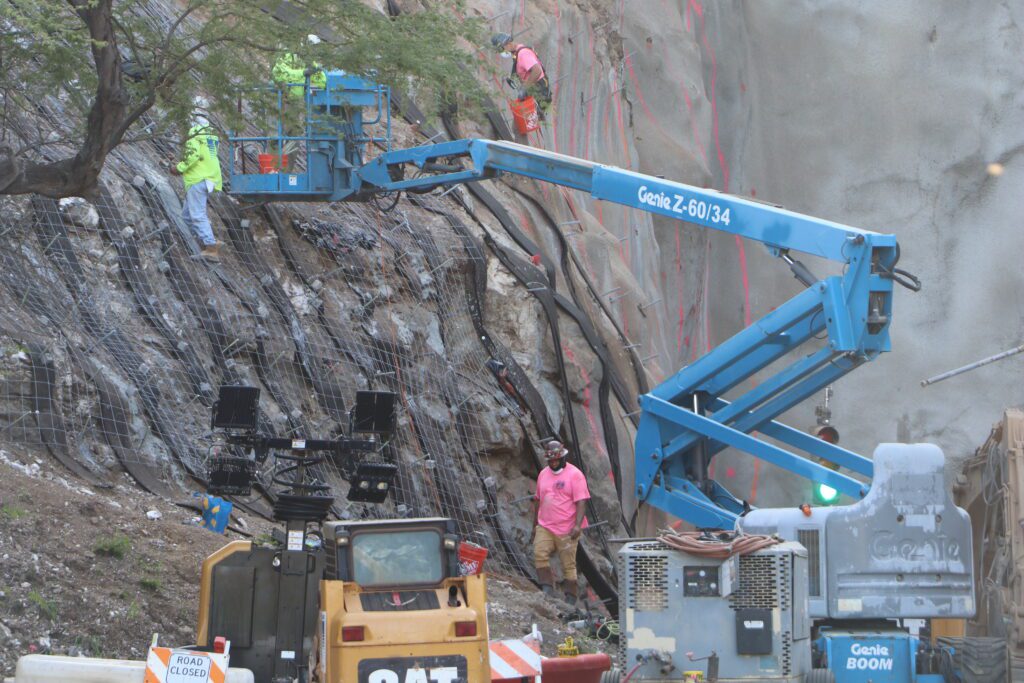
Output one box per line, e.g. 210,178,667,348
683,566,720,596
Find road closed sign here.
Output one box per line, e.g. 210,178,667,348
144,645,229,683
167,652,212,683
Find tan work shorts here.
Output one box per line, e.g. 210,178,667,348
533,525,579,580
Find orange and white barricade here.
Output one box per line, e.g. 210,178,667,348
144,637,230,683
489,637,543,682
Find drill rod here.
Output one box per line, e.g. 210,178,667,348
921,343,1024,387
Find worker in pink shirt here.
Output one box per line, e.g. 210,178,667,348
492,33,552,118
531,439,589,605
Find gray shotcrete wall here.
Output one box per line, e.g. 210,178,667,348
703,1,1024,495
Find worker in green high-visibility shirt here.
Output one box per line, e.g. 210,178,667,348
170,111,223,263
272,35,327,100
270,37,328,172
272,53,327,99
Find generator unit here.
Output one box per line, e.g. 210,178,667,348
618,540,811,682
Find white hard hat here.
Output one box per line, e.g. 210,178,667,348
307,34,322,45
545,440,568,459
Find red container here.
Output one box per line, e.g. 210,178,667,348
258,153,289,174
510,96,540,135
541,653,612,683
457,541,488,575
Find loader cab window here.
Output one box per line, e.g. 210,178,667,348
351,529,444,587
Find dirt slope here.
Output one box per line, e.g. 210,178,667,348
0,449,609,675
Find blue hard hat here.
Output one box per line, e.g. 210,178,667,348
491,33,513,50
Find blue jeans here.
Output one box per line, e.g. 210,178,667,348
182,181,216,246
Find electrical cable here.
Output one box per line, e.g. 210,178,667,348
371,191,402,213
658,528,781,559
595,619,620,641
877,243,922,292
270,451,334,521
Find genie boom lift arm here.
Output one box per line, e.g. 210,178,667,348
229,74,902,529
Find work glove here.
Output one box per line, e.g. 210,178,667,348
517,87,529,100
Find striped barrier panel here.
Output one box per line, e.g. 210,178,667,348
489,638,543,682
144,646,230,683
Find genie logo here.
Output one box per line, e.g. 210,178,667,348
637,185,684,213
869,530,961,563
845,643,893,671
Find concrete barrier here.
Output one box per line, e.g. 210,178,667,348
11,655,254,683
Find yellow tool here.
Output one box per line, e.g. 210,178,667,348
557,636,579,657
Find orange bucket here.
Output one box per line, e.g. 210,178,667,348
457,541,488,575
258,153,288,174
510,96,540,135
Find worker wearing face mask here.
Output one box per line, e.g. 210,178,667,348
531,440,590,605
492,33,552,117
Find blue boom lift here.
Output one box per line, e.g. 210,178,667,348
228,73,984,683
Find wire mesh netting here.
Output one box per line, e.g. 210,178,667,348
0,0,648,589
0,156,538,576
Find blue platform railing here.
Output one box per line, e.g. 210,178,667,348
228,73,390,200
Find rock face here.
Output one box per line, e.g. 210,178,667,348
1,1,1020,599
487,0,1024,506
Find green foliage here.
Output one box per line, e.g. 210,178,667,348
253,531,276,547
0,0,487,196
137,554,162,593
27,590,57,621
73,634,108,658
0,504,28,520
139,577,161,592
94,533,132,559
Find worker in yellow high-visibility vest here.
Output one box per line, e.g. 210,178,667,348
170,113,223,262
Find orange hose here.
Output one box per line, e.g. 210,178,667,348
657,529,780,559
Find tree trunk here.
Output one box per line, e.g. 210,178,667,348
0,0,128,199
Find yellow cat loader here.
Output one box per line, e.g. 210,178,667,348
195,517,490,683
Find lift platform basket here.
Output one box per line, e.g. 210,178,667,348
509,96,540,134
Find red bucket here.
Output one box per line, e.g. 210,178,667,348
258,153,289,174
458,542,488,575
509,96,540,135
541,653,612,683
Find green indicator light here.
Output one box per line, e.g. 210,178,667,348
814,483,840,505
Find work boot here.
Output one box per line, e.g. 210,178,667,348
537,566,555,596
563,579,578,606
200,242,221,262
